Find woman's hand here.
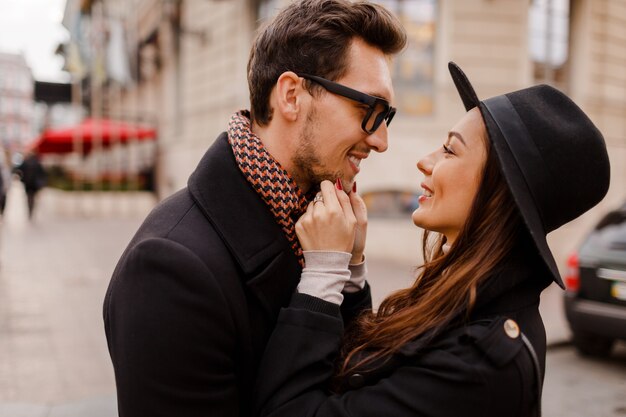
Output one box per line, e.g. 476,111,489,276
349,186,367,264
296,180,356,253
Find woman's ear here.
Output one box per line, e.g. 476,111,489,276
274,71,307,123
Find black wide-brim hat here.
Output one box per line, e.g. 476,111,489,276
448,62,610,288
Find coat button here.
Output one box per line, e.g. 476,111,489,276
348,373,365,388
503,319,520,339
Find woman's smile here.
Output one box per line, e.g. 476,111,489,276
412,108,487,244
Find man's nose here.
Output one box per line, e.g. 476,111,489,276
365,123,389,153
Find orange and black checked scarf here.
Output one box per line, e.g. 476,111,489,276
228,110,309,267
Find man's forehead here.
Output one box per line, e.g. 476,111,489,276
341,57,394,101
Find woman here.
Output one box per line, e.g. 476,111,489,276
253,62,610,417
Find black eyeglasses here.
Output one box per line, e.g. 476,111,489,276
298,73,396,134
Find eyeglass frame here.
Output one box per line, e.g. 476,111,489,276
297,73,396,134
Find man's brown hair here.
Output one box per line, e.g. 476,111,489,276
247,0,407,126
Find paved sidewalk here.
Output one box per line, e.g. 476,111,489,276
0,184,149,417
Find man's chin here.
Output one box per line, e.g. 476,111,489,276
311,173,353,193
340,177,355,194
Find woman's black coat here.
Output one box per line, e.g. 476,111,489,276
254,246,553,417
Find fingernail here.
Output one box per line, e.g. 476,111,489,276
352,182,357,193
335,178,343,191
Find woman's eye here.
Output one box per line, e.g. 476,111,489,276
443,144,453,155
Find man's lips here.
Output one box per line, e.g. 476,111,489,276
348,155,361,173
347,153,368,174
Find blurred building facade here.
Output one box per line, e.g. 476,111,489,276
0,52,36,153
60,0,626,262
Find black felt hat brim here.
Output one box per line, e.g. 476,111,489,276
448,62,564,288
480,106,563,288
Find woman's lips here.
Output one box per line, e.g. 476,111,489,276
419,183,433,204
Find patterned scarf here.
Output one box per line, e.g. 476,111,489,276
228,110,309,267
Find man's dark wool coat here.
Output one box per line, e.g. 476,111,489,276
103,133,370,417
254,238,553,417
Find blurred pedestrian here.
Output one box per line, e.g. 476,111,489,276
0,150,10,216
103,1,406,416
16,152,46,220
253,62,611,417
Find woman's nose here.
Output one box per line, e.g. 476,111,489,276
417,154,434,175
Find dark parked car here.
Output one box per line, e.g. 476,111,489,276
564,201,626,356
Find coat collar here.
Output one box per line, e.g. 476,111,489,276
187,132,300,277
470,238,552,320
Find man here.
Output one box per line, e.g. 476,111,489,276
16,153,46,220
103,1,406,415
0,150,10,216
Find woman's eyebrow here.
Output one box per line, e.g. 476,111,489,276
448,131,467,146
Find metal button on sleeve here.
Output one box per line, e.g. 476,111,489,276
348,373,365,388
503,319,520,339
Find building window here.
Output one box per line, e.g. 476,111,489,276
529,0,570,85
378,0,437,116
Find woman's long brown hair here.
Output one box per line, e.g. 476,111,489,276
336,128,525,378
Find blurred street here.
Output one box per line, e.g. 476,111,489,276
544,344,626,417
0,182,624,417
0,0,623,415
0,182,149,416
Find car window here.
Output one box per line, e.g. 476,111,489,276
585,210,626,251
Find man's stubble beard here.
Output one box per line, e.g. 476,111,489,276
291,106,344,192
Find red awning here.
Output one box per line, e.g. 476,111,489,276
28,118,157,155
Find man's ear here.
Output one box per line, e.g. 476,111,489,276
274,72,307,122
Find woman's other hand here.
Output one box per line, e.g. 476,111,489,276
296,179,356,253
349,183,367,264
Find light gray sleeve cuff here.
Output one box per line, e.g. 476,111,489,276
344,257,367,293
297,251,351,305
